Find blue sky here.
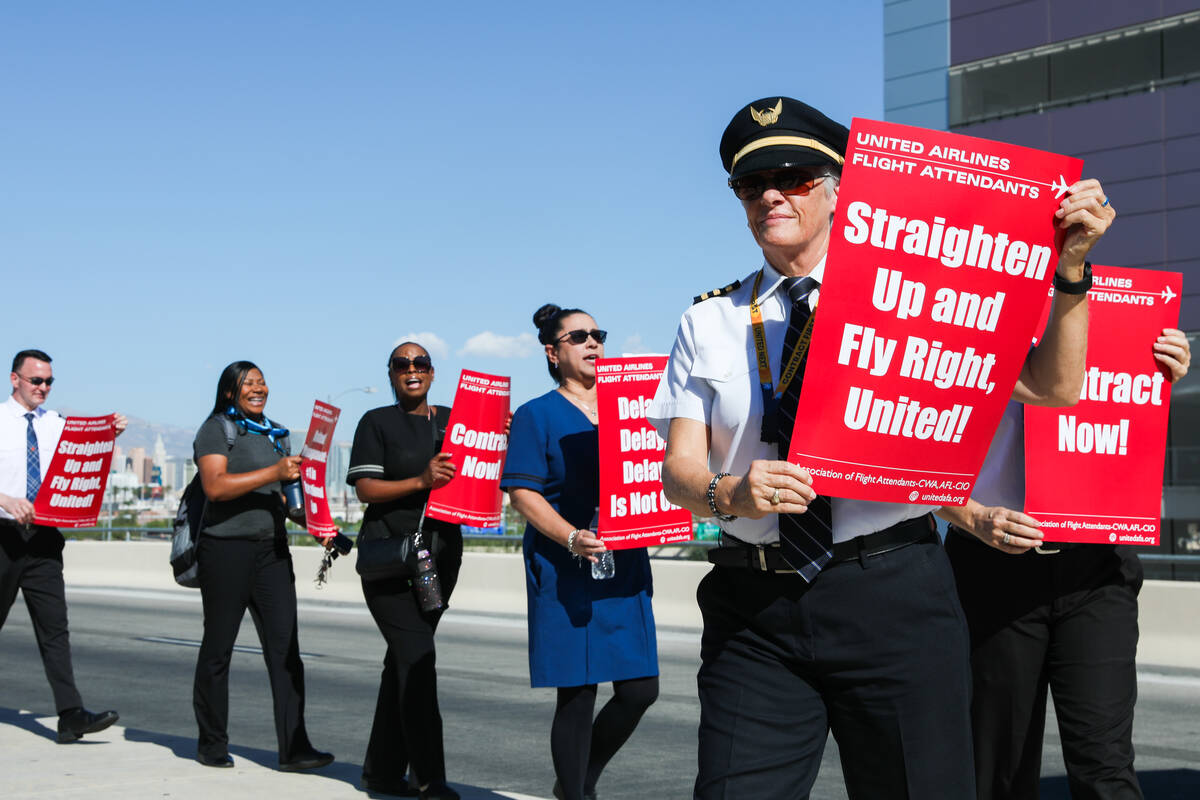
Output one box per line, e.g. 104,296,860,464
2,1,883,434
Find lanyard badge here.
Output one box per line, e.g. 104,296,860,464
749,270,817,444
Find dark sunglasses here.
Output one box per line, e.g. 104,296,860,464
389,356,432,372
556,329,608,345
18,375,54,387
729,169,827,201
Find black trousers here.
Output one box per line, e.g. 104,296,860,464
361,528,463,788
193,535,313,761
695,537,974,800
946,533,1143,800
0,522,83,713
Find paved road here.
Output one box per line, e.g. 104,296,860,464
2,588,1199,798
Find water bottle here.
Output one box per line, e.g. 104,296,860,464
591,549,615,580
281,479,306,525
413,544,444,611
590,507,615,580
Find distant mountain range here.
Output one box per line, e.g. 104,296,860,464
61,408,197,460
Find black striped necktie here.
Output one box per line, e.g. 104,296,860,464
776,276,833,581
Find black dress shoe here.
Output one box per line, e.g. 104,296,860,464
56,708,119,743
362,776,419,797
418,782,460,800
279,749,335,772
197,753,234,768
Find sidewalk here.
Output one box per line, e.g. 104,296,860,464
0,707,547,800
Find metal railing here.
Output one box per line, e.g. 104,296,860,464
64,526,717,555
59,527,1200,568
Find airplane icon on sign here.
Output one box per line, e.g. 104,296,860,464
1161,285,1177,303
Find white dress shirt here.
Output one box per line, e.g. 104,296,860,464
970,400,1025,510
0,395,65,520
648,258,936,544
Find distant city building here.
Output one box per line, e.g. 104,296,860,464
153,434,168,475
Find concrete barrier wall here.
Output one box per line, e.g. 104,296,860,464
61,541,1198,668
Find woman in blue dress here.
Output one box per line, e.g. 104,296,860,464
501,303,659,800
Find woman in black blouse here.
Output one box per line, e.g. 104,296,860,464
347,341,462,800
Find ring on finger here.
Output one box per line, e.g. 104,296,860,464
770,488,781,506
1002,532,1012,545
1101,196,1110,207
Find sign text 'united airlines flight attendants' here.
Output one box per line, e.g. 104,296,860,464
33,415,117,527
299,400,342,540
426,371,511,527
596,357,692,548
1025,266,1182,545
788,118,1083,505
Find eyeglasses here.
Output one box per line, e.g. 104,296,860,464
556,329,608,345
390,356,432,373
729,169,827,201
17,375,54,387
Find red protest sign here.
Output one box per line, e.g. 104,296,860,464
33,415,117,527
788,118,1083,505
426,371,510,527
299,400,342,539
1024,266,1182,545
596,356,693,550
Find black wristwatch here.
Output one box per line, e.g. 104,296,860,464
1053,260,1093,295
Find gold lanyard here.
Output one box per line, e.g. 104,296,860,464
749,269,818,402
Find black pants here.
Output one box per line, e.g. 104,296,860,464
946,533,1143,800
695,537,974,800
0,522,83,713
361,528,463,788
193,535,313,761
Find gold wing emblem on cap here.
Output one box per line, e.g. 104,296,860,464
750,99,783,127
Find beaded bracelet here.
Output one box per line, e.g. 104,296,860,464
707,472,737,521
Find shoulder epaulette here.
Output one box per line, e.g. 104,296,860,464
692,279,742,305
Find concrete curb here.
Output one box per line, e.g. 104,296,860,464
60,541,1200,668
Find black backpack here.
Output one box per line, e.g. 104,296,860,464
170,417,237,588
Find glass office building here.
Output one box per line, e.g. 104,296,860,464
885,0,1200,578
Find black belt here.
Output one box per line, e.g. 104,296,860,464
708,514,937,573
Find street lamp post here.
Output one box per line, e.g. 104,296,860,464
327,386,378,405
323,386,378,525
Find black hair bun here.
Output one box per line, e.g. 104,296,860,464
533,303,561,332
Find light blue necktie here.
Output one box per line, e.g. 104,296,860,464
25,412,41,503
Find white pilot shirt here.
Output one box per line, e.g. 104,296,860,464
648,257,937,544
969,400,1025,510
0,396,65,521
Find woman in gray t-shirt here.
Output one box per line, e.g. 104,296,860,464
190,360,333,772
